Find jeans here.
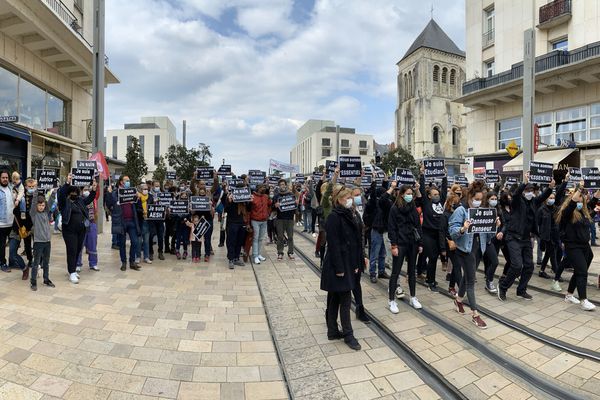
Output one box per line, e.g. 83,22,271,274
447,250,462,289
500,239,533,294
8,238,26,270
251,220,267,259
0,226,12,266
112,233,119,247
119,220,139,264
302,208,312,232
369,230,386,277
77,222,98,268
63,226,85,274
32,241,50,285
139,220,150,259
275,219,294,255
175,222,190,253
226,223,246,261
389,244,417,299
149,221,165,256
326,291,353,338
566,245,593,300
591,224,597,245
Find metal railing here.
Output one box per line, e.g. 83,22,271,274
462,41,600,95
539,0,572,25
482,29,494,48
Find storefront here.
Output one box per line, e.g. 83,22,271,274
0,123,30,177
502,148,579,179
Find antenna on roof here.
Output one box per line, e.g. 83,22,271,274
431,3,434,19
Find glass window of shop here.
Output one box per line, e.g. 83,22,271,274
556,106,586,143
497,117,521,150
46,94,66,136
535,112,553,146
18,78,46,130
590,103,600,141
0,67,18,117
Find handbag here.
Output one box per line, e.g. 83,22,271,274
14,218,29,239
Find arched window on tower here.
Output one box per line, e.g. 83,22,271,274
441,67,448,84
408,70,413,97
403,74,408,99
433,126,440,144
433,65,439,82
452,127,458,145
450,69,456,85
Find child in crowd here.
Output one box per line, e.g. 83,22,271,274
29,195,54,291
186,214,203,263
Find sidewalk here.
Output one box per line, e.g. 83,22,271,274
0,231,287,400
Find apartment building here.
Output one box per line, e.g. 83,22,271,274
459,0,600,175
0,0,119,178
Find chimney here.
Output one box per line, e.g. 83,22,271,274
182,120,186,147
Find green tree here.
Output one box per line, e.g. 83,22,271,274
166,144,202,181
198,143,212,166
152,155,167,183
380,146,418,176
122,137,147,186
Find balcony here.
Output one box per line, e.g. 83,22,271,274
482,29,494,48
538,0,572,29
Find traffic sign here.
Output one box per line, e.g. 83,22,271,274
506,141,519,158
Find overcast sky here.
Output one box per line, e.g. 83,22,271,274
104,0,465,173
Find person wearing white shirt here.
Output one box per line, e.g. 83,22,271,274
0,170,15,272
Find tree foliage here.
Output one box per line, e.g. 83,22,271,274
166,143,212,181
122,137,147,187
152,155,167,183
379,146,419,176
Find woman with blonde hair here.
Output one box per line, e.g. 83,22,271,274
556,188,598,311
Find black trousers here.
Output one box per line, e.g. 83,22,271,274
326,291,353,338
500,242,512,276
566,245,593,300
23,235,32,265
63,226,85,274
352,271,363,307
500,239,533,294
310,208,318,233
226,223,246,261
482,241,499,282
390,244,417,299
32,241,50,285
191,241,201,259
0,226,11,265
448,250,462,288
540,239,559,273
149,221,165,255
423,230,440,284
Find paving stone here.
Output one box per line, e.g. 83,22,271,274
179,382,220,400
29,374,73,398
141,377,180,398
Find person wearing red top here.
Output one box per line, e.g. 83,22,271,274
250,184,272,264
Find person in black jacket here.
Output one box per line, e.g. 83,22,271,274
498,191,513,279
368,180,395,283
498,172,554,302
222,183,251,269
418,166,447,291
556,188,598,311
320,186,364,350
481,191,500,293
537,192,559,280
388,185,424,313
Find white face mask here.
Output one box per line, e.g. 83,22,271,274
524,192,534,200
547,199,555,206
471,199,482,208
82,191,90,198
142,189,148,195
489,199,498,207
344,198,353,209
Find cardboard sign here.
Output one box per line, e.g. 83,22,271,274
467,208,497,234
395,168,415,185
485,169,500,184
338,156,362,178
71,168,94,187
36,170,58,190
217,165,232,176
155,192,173,205
529,161,553,185
195,167,213,180
169,200,189,215
232,187,251,203
278,193,297,212
361,175,372,189
118,188,137,204
146,204,166,220
166,171,177,180
423,159,445,179
190,196,211,212
76,160,97,170
583,168,600,189
295,174,306,184
192,217,210,240
454,175,469,187
326,160,338,174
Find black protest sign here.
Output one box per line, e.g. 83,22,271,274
118,188,137,204
268,175,280,187
248,169,262,176
423,159,445,178
217,165,232,176
71,168,94,187
76,160,97,170
454,175,469,187
295,174,306,184
312,173,322,181
195,167,213,180
485,169,500,184
505,176,519,186
474,173,485,181
529,161,553,185
361,175,372,189
395,168,415,185
467,208,497,234
36,170,58,189
338,156,362,178
169,200,189,215
583,168,600,189
227,178,245,187
232,187,251,203
190,196,211,212
193,217,210,240
166,171,177,180
155,192,173,205
146,205,166,220
446,176,455,185
249,171,266,186
569,167,582,182
278,193,297,212
375,171,385,185
326,160,338,174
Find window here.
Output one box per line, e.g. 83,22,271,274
359,140,367,148
551,38,568,51
139,135,145,156
322,148,331,157
441,67,448,83
359,149,368,155
19,78,46,130
498,117,522,150
535,113,553,146
556,106,586,143
433,65,439,82
154,135,160,165
340,139,349,147
341,149,349,155
484,59,495,77
408,70,413,97
0,67,18,117
452,127,458,146
432,126,439,144
483,7,495,47
127,135,133,149
321,138,330,146
46,94,65,136
591,103,600,141
112,136,117,159
450,69,456,85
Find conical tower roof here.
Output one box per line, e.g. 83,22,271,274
400,19,464,62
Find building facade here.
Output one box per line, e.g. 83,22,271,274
106,117,179,179
459,0,600,175
395,19,467,176
0,0,118,179
290,119,375,174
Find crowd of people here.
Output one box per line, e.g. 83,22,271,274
0,163,598,353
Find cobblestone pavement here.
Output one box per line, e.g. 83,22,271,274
0,231,287,400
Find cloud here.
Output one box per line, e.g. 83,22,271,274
104,0,465,173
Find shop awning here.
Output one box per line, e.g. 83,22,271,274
0,123,31,142
32,130,89,153
503,148,576,172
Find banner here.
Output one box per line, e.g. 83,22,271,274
269,159,299,174
89,151,110,181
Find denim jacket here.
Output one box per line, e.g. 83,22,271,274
448,205,494,254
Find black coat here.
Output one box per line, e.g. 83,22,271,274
320,206,362,293
505,184,551,240
371,191,393,233
536,204,559,242
560,197,598,248
387,202,423,247
419,175,447,232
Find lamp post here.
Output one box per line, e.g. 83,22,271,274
92,0,105,233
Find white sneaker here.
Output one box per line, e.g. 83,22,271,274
144,258,152,264
254,256,261,265
75,272,80,278
389,300,399,314
135,258,141,264
565,294,581,304
395,286,405,299
258,255,266,262
69,272,79,284
550,280,561,292
76,266,81,273
312,233,317,238
581,299,596,311
90,265,99,271
410,297,422,309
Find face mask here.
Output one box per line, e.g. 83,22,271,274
403,194,413,203
153,187,160,192
431,195,440,203
524,192,534,200
576,202,583,210
82,191,90,197
353,196,362,206
489,199,498,207
180,186,185,191
142,190,148,195
471,200,482,208
547,199,555,206
124,181,130,188
344,198,353,209
27,188,35,194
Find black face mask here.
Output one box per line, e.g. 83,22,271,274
69,193,78,200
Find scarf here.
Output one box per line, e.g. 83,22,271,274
140,193,149,214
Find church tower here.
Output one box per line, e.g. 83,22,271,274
395,19,467,175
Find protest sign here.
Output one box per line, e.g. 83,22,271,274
361,175,372,189
294,174,306,184
195,167,213,180
338,156,362,178
217,165,232,176
146,205,166,220
232,187,251,203
454,175,468,187
71,168,94,187
76,160,97,170
278,193,297,212
395,168,415,185
36,170,58,190
118,188,137,204
583,167,600,189
166,171,177,180
529,161,553,185
268,175,281,186
485,169,500,184
190,196,211,212
155,192,173,205
326,160,338,174
423,159,445,179
169,200,189,215
467,208,497,234
192,217,210,240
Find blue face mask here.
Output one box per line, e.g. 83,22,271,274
27,188,35,194
124,181,130,188
576,202,583,210
547,199,555,206
353,196,362,206
403,194,413,203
